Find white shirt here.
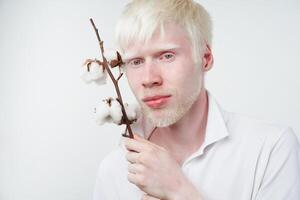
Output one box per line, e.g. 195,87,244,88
93,92,300,200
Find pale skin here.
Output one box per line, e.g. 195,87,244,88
123,23,213,200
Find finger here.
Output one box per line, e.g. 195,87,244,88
126,151,140,163
134,134,155,145
128,163,145,174
133,133,147,142
134,134,165,151
124,137,150,152
127,172,142,185
141,194,160,200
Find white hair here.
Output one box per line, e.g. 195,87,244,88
115,0,213,63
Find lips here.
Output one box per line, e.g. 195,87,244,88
142,95,171,109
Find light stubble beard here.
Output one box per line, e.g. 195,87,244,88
139,84,202,127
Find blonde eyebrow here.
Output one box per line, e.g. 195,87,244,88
123,44,180,61
123,52,137,61
155,44,181,51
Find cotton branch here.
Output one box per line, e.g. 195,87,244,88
89,18,134,138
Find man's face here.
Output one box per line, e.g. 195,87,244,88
123,23,203,127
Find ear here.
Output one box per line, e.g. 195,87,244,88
201,44,214,72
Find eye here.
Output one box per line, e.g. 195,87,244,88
127,58,144,68
164,54,173,59
160,52,175,62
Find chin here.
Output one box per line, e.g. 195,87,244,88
144,106,185,127
150,118,177,127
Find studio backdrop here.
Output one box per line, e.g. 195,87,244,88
0,0,299,199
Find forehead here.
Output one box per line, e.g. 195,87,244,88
123,23,192,59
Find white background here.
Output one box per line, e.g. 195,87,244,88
0,0,299,199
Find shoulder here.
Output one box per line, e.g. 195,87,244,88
223,110,299,148
223,111,300,186
96,145,127,178
93,145,130,199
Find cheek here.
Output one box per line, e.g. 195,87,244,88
166,63,200,89
125,69,140,95
175,72,202,100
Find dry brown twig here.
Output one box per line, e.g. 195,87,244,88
88,18,134,138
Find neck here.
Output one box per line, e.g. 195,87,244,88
149,88,209,155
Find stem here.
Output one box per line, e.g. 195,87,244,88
90,18,134,138
117,73,123,81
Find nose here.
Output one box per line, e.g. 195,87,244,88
142,60,163,88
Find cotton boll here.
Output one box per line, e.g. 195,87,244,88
125,103,140,121
95,98,124,125
109,99,123,124
81,68,94,83
94,98,139,126
95,101,111,125
94,71,107,85
81,60,107,85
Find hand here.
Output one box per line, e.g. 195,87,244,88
123,134,191,200
141,194,160,200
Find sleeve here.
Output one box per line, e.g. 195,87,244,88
92,160,120,200
255,127,300,200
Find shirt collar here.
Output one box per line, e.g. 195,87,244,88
204,90,230,148
181,91,230,166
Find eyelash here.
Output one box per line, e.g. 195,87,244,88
126,52,176,68
127,58,144,68
160,52,175,61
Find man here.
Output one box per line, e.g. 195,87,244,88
93,0,300,199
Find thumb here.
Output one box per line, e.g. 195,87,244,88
133,133,144,141
141,194,160,200
134,133,152,144
134,133,159,147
